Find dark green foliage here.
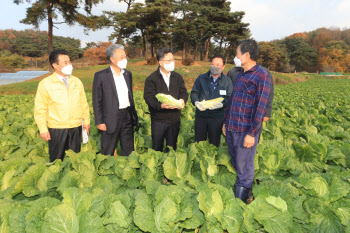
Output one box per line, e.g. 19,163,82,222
0,29,83,59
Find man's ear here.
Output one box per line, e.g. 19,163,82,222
52,63,59,70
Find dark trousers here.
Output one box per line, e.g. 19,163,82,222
151,120,180,152
101,110,134,156
195,116,224,147
226,131,259,189
48,126,82,162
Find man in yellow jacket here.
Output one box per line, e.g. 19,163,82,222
34,50,90,162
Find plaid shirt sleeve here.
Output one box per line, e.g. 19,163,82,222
224,92,233,124
247,70,271,136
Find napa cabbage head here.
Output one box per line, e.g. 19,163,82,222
155,94,182,108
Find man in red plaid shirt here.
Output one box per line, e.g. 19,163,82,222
223,39,271,203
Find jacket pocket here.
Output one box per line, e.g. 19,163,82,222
47,88,67,108
242,81,256,96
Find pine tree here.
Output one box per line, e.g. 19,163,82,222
14,0,102,53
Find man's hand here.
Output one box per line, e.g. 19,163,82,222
243,134,255,148
97,123,107,131
195,101,206,111
222,124,226,136
178,99,185,109
263,117,270,122
161,103,177,109
209,102,223,110
40,132,51,141
83,124,91,135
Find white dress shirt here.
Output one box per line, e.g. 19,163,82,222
56,73,69,85
110,67,130,109
160,69,171,90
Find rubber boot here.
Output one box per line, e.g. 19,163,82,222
247,188,254,204
234,185,249,203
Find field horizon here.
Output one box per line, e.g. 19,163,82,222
0,59,345,95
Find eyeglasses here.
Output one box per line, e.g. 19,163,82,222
161,59,175,62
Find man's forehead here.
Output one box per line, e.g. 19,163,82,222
164,52,173,58
212,57,223,64
58,54,70,62
114,49,126,57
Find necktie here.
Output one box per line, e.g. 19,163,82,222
63,77,69,89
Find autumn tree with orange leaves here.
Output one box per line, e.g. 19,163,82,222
83,42,113,65
318,40,350,73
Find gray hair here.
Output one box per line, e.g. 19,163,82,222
106,44,125,63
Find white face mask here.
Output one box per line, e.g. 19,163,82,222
117,58,127,69
163,61,175,72
234,57,242,67
60,65,73,76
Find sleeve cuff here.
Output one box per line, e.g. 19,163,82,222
83,118,90,125
247,129,257,137
38,126,48,134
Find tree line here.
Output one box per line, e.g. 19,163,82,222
0,29,83,71
12,0,250,62
79,0,251,62
0,30,82,59
257,27,350,73
5,0,350,73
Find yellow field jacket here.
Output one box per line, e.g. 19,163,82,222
34,73,90,134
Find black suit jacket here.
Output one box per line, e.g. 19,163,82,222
143,68,188,123
92,67,139,134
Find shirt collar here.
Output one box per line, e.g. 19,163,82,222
209,72,222,82
159,68,171,79
55,72,69,83
110,66,125,77
243,63,260,74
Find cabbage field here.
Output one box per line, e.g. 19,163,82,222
0,79,349,233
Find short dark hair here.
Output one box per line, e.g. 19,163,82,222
211,54,225,65
156,47,173,61
238,39,259,61
49,50,68,68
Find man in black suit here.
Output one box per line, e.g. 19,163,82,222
92,44,138,156
144,47,188,152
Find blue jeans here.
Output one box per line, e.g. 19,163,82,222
226,131,259,189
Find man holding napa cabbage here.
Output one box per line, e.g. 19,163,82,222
190,54,233,147
144,47,188,152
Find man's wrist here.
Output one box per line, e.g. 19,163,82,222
247,130,256,137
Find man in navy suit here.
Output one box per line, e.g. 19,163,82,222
92,44,138,156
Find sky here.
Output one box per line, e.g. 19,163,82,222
1,0,350,47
